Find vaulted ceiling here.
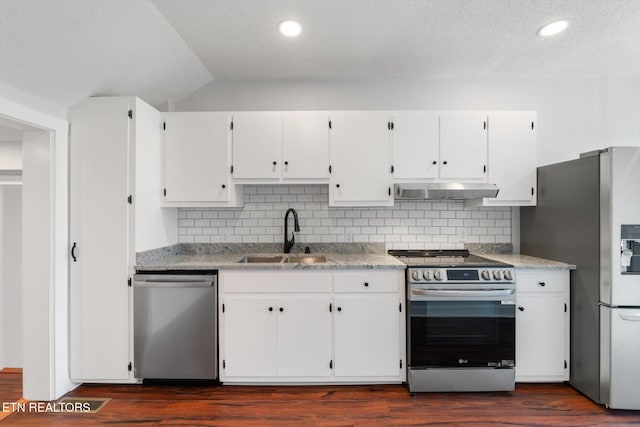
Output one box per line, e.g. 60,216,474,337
1,0,639,110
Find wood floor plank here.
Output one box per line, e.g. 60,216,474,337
2,372,640,426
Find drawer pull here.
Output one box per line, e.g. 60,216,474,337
538,282,546,287
518,307,525,312
364,282,369,287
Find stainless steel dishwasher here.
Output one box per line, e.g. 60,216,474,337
133,271,217,380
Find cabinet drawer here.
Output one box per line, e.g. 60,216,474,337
334,271,400,293
222,272,331,293
516,270,568,293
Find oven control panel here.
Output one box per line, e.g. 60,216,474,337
408,267,516,284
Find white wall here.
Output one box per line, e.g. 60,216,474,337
176,77,640,166
1,186,22,368
21,130,52,396
0,141,23,170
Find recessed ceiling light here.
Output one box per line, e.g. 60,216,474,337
279,20,302,37
537,20,569,37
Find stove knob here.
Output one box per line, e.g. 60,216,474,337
433,270,442,281
493,270,502,281
503,270,513,281
481,270,491,281
422,270,431,281
410,270,419,282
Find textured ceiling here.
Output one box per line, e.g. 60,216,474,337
1,0,639,111
153,0,640,79
0,0,212,109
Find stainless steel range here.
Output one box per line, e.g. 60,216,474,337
389,249,516,393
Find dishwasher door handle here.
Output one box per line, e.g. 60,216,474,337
133,280,215,288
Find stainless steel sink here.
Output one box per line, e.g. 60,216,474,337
237,255,284,263
282,256,327,264
236,255,328,264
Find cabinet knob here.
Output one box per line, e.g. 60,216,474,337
518,307,525,312
337,307,342,312
336,184,340,188
443,160,448,165
221,184,226,189
284,161,289,165
538,282,546,287
432,161,437,165
364,282,369,287
268,307,273,312
279,307,284,312
273,161,277,166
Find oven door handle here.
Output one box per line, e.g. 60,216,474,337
411,289,515,298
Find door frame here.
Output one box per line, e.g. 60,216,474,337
0,94,73,400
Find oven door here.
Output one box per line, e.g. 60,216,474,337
408,287,516,368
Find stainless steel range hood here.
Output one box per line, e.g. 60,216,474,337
394,183,499,200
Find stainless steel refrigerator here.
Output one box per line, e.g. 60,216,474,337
521,146,640,410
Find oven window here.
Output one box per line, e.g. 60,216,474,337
409,300,515,367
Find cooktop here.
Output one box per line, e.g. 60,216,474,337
388,249,511,268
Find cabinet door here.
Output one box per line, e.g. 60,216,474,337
334,294,400,377
276,294,332,377
440,114,487,180
223,294,278,377
486,113,537,205
391,113,439,179
515,293,566,379
231,114,281,180
282,114,330,180
69,97,132,381
329,113,392,205
164,112,230,202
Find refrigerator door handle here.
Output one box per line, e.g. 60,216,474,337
619,313,640,322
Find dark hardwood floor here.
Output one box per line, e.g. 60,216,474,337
2,370,640,426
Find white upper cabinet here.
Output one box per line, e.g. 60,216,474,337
231,113,330,182
231,114,282,180
391,113,439,180
439,114,488,180
163,112,241,206
329,113,393,207
282,113,330,181
484,112,537,206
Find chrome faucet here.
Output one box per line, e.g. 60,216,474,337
284,208,300,253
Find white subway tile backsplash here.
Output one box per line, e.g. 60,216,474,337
177,185,511,249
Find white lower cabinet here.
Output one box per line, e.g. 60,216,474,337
334,294,401,377
219,270,405,383
515,269,570,382
223,294,278,377
223,293,331,378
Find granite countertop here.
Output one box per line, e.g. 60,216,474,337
136,252,406,271
135,243,574,272
481,253,576,270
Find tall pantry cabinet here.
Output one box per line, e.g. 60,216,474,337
69,97,176,382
